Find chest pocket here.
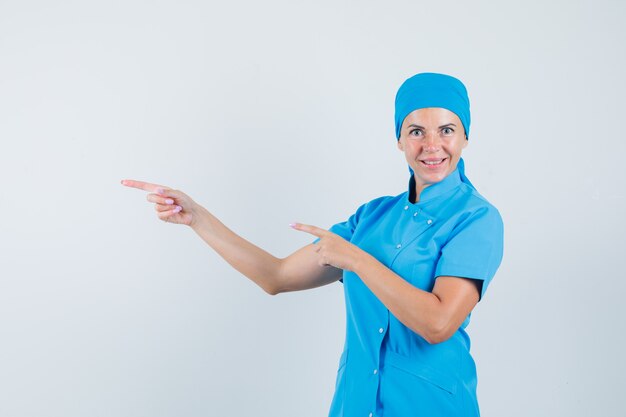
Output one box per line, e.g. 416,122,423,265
410,258,438,292
390,222,441,292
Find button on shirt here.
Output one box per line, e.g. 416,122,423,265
315,168,504,417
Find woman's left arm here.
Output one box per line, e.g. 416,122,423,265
355,254,479,344
291,223,480,345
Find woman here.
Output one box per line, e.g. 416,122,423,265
121,72,504,417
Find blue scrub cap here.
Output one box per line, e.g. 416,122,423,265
394,72,470,140
394,72,474,189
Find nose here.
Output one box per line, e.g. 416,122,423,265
423,132,442,152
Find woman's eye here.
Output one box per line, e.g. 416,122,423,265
410,129,422,137
442,127,454,135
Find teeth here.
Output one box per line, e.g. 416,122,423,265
423,159,444,165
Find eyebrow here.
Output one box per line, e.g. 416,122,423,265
407,123,457,129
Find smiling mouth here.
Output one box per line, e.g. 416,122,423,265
420,158,448,167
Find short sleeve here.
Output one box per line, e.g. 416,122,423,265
312,202,367,245
434,206,504,301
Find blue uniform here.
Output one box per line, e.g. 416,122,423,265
316,167,504,417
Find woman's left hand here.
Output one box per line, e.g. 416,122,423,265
290,223,367,272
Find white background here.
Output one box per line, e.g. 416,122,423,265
1,0,624,416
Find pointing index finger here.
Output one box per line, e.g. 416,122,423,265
121,179,169,193
290,222,328,238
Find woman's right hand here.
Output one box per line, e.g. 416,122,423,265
122,179,342,294
121,179,199,227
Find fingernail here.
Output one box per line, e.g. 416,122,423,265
174,206,182,213
156,188,164,194
165,199,174,205
289,223,297,228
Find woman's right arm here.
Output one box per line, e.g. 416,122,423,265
190,204,342,294
121,179,342,294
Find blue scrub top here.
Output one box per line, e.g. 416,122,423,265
315,167,504,417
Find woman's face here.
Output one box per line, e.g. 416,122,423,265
397,107,468,197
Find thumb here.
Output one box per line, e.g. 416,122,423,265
156,188,196,208
156,187,182,199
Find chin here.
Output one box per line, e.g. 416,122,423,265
416,168,448,180
428,173,448,183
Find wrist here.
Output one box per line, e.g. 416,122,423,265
353,250,376,275
189,203,208,230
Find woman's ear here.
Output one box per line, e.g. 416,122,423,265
397,139,404,151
